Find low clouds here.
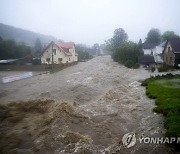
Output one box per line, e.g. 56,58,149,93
0,0,180,45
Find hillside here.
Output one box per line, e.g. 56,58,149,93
0,23,57,47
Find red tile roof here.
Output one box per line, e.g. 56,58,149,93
41,41,75,56
57,41,75,49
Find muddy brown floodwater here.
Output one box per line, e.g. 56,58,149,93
0,56,171,153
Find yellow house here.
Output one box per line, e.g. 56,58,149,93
41,41,78,64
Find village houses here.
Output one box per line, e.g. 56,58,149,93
163,38,180,67
41,41,78,64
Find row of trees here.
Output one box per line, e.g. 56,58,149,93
106,28,143,68
0,35,100,62
144,29,180,45
105,28,180,68
75,44,93,61
0,37,31,60
0,37,44,60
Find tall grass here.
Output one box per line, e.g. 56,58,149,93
144,76,180,150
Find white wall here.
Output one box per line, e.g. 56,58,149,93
41,44,67,64
143,49,154,55
41,44,78,64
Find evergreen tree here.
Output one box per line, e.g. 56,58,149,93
34,38,43,57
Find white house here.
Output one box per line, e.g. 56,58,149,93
41,41,78,64
142,42,165,63
142,42,156,55
153,42,166,63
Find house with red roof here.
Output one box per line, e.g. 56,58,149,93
41,41,78,64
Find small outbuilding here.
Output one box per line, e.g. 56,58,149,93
138,55,155,67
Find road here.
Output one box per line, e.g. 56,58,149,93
0,56,170,153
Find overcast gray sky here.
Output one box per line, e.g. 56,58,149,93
0,0,180,45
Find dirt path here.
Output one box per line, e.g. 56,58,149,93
0,56,170,153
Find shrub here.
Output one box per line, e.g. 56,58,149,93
111,41,143,68
158,65,169,72
124,60,134,68
133,63,140,69
32,59,41,65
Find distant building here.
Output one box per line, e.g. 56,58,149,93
163,38,180,67
142,42,165,64
142,42,156,55
41,41,78,64
138,55,155,66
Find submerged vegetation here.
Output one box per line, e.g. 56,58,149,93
105,28,143,68
143,74,180,149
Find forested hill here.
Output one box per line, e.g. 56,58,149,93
0,23,57,47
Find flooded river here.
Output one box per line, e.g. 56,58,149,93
0,56,170,153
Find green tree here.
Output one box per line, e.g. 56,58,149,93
138,38,143,49
145,28,161,45
0,38,31,60
112,41,143,68
105,28,128,51
113,28,128,47
75,44,92,61
34,38,43,52
162,31,180,41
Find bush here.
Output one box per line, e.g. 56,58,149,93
133,63,140,69
111,41,143,68
124,60,134,68
32,59,41,65
151,67,155,72
158,65,169,72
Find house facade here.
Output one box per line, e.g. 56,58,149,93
142,42,165,64
142,42,156,55
163,39,180,67
41,41,78,64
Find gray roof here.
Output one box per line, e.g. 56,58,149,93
138,55,155,65
143,42,157,49
168,38,180,53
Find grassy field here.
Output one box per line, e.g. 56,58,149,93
145,76,180,138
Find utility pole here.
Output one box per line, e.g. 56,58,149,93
51,42,54,70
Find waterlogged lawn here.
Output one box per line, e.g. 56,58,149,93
146,78,180,137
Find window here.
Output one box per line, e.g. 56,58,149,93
53,49,56,55
168,47,171,52
46,58,50,63
58,58,62,62
170,57,172,63
166,57,168,62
